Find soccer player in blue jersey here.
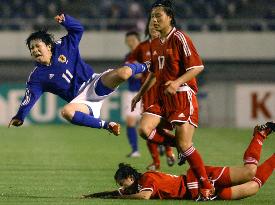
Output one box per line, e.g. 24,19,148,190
8,14,148,136
123,31,142,157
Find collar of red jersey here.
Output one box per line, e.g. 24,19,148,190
160,27,176,43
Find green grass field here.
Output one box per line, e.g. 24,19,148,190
0,125,274,205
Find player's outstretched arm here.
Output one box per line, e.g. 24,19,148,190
8,118,23,128
115,190,152,200
54,13,84,48
131,72,156,111
81,190,120,199
54,14,65,24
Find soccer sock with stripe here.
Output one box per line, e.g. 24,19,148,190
124,63,147,76
71,111,108,129
147,128,177,147
243,130,265,165
126,126,138,152
147,141,160,165
165,146,174,157
183,146,213,189
252,154,275,187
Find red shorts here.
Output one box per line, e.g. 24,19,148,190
185,166,231,200
142,85,158,111
145,89,199,127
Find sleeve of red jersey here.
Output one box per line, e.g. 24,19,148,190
125,45,141,64
174,31,204,71
139,173,157,195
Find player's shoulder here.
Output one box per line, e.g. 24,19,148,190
142,171,160,178
27,66,40,82
139,39,150,47
173,28,192,43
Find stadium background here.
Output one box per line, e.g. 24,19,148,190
0,1,274,204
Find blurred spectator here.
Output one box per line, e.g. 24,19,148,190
0,0,274,31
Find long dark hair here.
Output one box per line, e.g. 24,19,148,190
26,28,55,52
114,163,142,182
151,0,176,27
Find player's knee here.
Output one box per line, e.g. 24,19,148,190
61,106,74,121
116,66,132,80
138,126,150,139
177,140,193,151
243,166,257,180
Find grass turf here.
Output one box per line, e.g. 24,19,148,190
0,125,274,205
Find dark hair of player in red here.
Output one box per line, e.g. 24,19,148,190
114,163,142,182
151,0,176,27
26,28,55,52
125,31,141,41
144,14,151,38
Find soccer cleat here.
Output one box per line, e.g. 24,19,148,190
166,154,176,167
158,145,165,156
126,151,141,158
254,121,275,139
108,122,121,136
177,153,186,166
146,163,160,171
196,186,216,201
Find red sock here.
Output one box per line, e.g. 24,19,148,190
252,154,275,187
243,132,265,165
183,146,212,189
218,188,232,200
147,141,160,165
165,146,173,157
148,129,177,147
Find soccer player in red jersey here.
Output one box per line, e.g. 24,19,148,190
131,0,213,199
129,17,175,170
82,122,275,201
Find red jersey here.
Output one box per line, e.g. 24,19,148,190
138,171,186,199
149,27,203,94
129,39,158,110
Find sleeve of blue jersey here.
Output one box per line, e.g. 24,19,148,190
13,82,43,122
60,14,84,47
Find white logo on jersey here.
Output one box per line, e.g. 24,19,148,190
153,50,157,56
49,74,55,79
257,139,263,146
178,113,185,118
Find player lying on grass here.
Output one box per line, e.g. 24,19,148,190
82,122,275,201
8,13,148,136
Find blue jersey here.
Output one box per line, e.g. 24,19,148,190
124,52,142,92
13,15,94,122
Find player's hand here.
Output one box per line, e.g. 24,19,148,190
81,194,94,198
131,94,141,112
54,14,65,23
8,119,23,128
164,80,180,95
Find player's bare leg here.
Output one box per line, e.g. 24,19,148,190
101,66,133,89
138,113,161,139
101,63,147,89
218,154,275,200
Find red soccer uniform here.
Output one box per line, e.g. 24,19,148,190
129,40,158,110
138,171,187,199
124,167,231,200
147,27,204,126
